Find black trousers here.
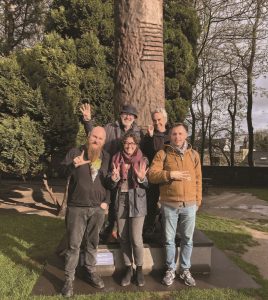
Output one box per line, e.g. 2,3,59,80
145,184,160,228
64,206,105,280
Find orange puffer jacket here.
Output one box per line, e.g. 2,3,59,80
148,144,202,206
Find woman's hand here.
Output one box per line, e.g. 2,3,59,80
111,163,120,181
134,161,149,181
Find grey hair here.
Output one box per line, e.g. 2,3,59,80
151,107,168,121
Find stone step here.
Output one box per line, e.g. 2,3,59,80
89,230,213,276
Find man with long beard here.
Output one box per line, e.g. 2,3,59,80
61,127,110,297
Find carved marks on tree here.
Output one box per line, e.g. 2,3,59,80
140,21,164,62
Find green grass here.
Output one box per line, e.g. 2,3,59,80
196,213,268,300
196,213,258,254
0,211,265,299
0,212,64,299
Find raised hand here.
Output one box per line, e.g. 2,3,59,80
111,163,121,181
80,103,91,121
73,150,91,168
134,161,149,181
170,170,191,181
147,124,154,137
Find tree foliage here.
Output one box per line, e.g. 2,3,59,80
0,0,200,177
164,0,200,123
0,114,45,178
0,0,50,55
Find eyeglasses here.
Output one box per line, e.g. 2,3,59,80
121,113,134,117
123,142,136,146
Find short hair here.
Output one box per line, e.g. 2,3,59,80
169,122,188,133
151,107,168,121
121,131,141,146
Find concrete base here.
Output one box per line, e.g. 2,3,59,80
95,230,213,275
31,246,260,296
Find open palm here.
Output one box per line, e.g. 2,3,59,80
134,161,148,181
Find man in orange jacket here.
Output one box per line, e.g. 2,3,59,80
148,123,202,287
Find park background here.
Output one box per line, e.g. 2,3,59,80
1,0,268,180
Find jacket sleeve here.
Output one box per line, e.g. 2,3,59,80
142,134,154,163
148,150,171,184
101,151,112,204
82,119,94,136
194,151,202,206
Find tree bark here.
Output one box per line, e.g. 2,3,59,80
114,0,165,128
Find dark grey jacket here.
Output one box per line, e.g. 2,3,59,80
83,120,143,157
62,145,110,207
108,168,148,218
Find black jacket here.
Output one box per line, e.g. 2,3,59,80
62,145,110,207
143,129,169,163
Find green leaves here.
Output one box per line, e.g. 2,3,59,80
0,115,45,178
164,0,200,122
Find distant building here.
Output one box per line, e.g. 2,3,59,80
241,151,268,167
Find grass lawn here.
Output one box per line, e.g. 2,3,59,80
0,211,267,299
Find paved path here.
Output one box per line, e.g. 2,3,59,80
201,189,268,279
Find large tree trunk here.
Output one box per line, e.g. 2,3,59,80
246,0,262,167
114,0,165,128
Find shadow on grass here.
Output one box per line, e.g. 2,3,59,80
0,208,64,272
0,180,66,215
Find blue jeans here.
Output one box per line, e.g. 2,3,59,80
161,204,196,271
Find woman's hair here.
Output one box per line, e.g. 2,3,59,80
121,132,141,146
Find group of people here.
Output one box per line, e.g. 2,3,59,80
61,103,202,297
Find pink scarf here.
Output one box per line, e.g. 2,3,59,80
112,148,145,189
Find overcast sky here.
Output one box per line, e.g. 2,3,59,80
241,75,268,131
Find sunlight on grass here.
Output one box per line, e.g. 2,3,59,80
0,213,64,299
0,212,265,299
196,213,258,254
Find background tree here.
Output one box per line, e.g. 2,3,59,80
0,114,45,179
0,0,51,55
46,0,114,125
191,0,268,166
164,0,200,124
0,55,46,178
254,130,268,151
17,33,81,158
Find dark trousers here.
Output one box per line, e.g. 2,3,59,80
65,206,105,280
117,193,145,266
145,184,160,228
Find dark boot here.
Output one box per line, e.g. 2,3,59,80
136,266,145,287
86,272,104,289
61,279,73,297
121,266,133,286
